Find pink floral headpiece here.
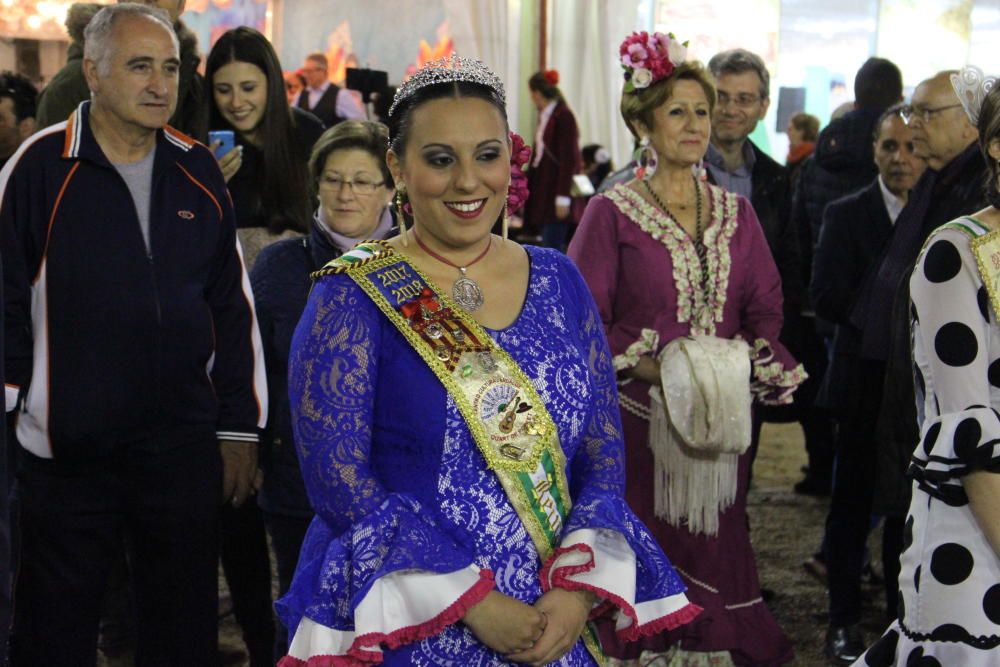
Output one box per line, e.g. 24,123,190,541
507,131,531,213
619,31,688,93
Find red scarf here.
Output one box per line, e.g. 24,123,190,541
787,141,815,167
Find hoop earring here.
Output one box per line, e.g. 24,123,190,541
395,187,409,247
502,204,509,241
633,136,658,181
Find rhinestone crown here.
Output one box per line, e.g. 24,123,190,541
951,65,997,127
389,55,506,118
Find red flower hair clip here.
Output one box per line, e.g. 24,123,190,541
543,70,559,86
508,131,532,213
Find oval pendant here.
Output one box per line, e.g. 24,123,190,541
453,276,484,311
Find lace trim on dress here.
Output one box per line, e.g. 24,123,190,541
612,328,660,372
604,184,739,335
747,338,807,405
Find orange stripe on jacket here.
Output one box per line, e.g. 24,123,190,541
176,163,223,220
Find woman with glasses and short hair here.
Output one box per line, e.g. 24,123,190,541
250,119,396,660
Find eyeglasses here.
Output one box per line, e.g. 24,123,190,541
319,175,385,195
900,103,963,124
716,92,762,109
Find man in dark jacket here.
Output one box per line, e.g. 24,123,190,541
787,57,904,496
34,0,205,138
811,107,926,663
1,6,266,663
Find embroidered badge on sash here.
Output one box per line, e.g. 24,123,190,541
972,228,1000,319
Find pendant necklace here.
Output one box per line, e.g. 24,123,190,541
644,176,708,286
413,231,492,311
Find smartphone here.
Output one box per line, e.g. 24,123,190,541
208,130,235,159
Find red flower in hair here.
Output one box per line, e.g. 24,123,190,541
507,132,532,213
543,70,559,86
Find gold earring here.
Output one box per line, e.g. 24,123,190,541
395,187,409,247
502,204,509,241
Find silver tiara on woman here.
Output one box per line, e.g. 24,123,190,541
951,65,997,126
389,54,506,117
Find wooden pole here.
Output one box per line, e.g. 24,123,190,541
538,0,547,72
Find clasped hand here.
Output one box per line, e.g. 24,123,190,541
463,588,593,665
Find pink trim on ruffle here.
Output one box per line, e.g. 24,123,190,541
540,544,702,641
279,568,495,667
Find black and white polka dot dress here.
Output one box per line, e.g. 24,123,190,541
856,218,1000,667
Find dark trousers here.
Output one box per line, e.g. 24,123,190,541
799,321,835,486
10,433,221,667
827,361,884,627
263,511,312,660
220,500,275,667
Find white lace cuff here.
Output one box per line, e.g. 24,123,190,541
612,329,660,372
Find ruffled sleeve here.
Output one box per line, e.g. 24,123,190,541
734,197,806,405
276,276,493,667
909,226,1000,503
538,260,701,640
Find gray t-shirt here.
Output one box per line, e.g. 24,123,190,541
112,146,156,251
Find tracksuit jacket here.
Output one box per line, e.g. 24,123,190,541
0,101,267,461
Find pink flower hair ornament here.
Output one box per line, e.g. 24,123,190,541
507,131,532,213
620,31,689,94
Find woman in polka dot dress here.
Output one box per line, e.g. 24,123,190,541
854,79,1000,666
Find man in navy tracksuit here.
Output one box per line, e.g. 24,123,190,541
0,5,266,664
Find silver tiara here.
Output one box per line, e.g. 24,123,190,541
951,66,997,126
389,55,505,118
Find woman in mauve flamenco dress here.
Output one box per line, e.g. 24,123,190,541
569,31,804,667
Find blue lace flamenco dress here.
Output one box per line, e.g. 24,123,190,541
276,246,700,666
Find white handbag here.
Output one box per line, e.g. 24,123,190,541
648,335,752,535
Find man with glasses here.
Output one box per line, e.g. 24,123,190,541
706,49,808,488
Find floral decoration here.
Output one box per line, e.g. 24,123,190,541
508,131,532,213
619,31,689,94
543,70,560,86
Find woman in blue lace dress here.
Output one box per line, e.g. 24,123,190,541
275,56,700,666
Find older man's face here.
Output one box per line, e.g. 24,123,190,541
907,75,975,170
85,14,180,135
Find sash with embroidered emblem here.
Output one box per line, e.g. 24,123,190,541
314,240,604,663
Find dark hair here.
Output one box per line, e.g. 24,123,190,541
0,71,39,122
978,84,1000,208
872,103,906,141
707,49,769,99
789,112,820,142
854,58,903,111
309,120,394,191
205,27,311,234
528,71,565,105
620,61,716,138
387,81,508,157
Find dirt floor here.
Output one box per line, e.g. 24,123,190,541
748,422,888,667
209,422,889,667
